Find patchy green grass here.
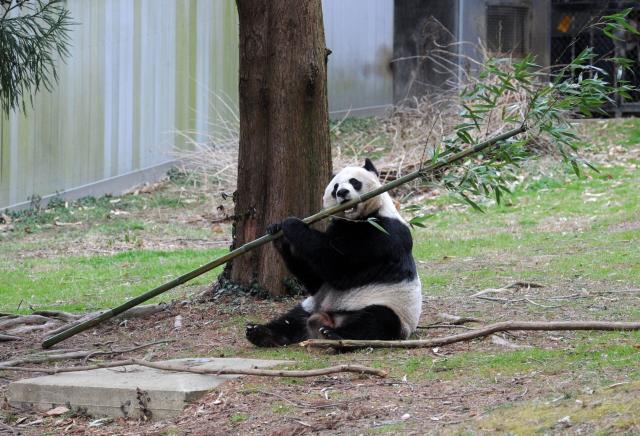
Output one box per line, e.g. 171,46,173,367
412,161,640,294
465,381,640,434
400,333,640,381
0,248,227,313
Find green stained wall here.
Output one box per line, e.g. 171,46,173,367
0,0,239,209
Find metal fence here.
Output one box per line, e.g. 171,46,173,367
551,0,640,114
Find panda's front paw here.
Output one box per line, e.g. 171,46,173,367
266,222,282,235
318,326,343,340
281,217,307,236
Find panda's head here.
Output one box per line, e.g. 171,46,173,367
323,158,382,219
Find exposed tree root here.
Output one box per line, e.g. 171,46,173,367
0,359,387,378
0,421,17,435
0,304,171,340
0,340,175,368
301,321,640,349
0,334,21,342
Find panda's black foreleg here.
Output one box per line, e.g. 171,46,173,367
246,304,310,347
316,305,403,341
267,222,323,294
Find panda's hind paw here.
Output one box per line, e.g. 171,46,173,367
246,323,282,347
318,327,343,341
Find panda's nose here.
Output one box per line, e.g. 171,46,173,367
337,189,349,198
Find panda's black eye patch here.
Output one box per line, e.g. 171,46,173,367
331,183,338,198
349,178,362,191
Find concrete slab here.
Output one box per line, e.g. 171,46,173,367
8,358,289,420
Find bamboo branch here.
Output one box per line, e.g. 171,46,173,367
300,321,640,349
0,359,387,378
41,125,527,349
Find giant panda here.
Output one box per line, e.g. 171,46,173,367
245,158,422,347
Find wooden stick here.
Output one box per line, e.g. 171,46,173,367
300,321,640,349
0,359,387,378
41,125,527,349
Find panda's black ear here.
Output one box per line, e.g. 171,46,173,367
363,158,378,176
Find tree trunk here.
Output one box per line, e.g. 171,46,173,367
230,0,331,296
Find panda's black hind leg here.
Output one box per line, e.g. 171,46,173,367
319,305,403,341
246,304,310,347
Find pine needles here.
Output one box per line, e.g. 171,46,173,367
0,0,73,115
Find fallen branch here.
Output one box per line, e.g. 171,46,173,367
0,359,387,378
435,313,482,325
471,282,543,298
80,339,176,364
417,324,476,330
300,321,640,349
0,340,175,368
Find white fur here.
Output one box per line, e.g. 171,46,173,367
301,277,422,339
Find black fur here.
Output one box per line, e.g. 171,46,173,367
315,305,402,340
246,304,310,347
348,178,362,191
277,214,416,291
247,211,416,347
363,158,378,176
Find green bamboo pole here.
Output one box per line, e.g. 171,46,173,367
41,125,526,349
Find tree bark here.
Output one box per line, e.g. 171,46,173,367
230,0,331,296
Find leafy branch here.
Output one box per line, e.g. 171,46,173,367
415,8,639,213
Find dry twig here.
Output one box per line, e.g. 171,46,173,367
435,313,482,324
471,282,543,298
301,321,640,349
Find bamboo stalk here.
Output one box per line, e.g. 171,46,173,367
300,320,640,349
41,125,527,349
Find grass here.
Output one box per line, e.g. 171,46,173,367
467,380,640,434
399,333,640,381
0,248,227,313
410,160,639,294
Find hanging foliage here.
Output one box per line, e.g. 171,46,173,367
0,0,73,115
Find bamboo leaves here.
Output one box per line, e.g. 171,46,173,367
427,13,638,212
